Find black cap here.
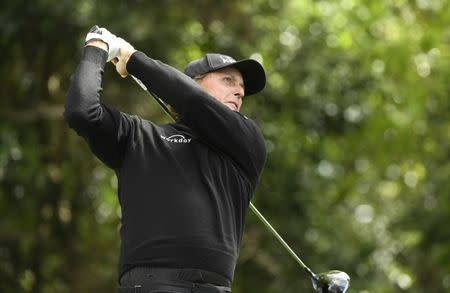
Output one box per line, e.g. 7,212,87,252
184,53,266,96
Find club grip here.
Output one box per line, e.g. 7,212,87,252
89,25,101,33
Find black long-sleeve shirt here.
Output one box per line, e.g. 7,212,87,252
64,46,267,283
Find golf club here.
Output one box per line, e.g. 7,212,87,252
126,53,350,293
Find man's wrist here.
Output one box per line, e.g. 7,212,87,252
122,49,137,65
85,40,108,52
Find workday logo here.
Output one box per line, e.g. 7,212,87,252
160,134,192,144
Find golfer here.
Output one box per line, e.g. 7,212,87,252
65,26,267,293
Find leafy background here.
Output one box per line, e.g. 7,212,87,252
1,0,449,292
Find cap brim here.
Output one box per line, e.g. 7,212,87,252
218,59,266,96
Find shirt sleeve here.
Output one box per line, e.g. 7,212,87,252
64,46,133,170
126,51,267,184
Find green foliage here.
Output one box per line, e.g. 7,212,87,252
1,0,449,292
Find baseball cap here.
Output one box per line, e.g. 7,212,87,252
184,53,266,96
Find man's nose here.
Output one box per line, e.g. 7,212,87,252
234,86,245,98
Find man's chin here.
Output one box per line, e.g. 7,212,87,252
225,103,239,112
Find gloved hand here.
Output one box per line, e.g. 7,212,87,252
111,38,136,78
85,25,121,62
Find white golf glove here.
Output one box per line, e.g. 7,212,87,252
85,25,121,62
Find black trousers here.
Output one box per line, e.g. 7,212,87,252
118,267,232,293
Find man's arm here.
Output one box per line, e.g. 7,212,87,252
64,41,132,170
125,51,267,184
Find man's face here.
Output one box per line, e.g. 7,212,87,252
196,67,245,112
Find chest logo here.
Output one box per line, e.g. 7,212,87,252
160,134,192,144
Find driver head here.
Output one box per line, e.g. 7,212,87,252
311,270,350,293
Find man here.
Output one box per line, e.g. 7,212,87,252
65,26,267,293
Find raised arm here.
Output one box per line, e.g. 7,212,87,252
64,32,133,170
125,52,266,184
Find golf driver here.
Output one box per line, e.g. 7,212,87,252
127,58,350,293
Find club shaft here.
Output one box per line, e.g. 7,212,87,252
131,76,315,279
131,75,175,120
249,202,315,278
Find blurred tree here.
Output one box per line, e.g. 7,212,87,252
0,0,449,292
